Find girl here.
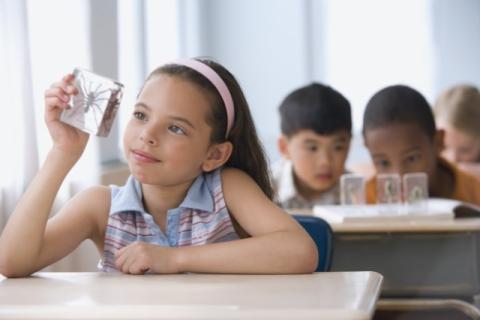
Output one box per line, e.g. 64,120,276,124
0,58,317,277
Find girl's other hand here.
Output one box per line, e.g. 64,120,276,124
44,74,88,157
114,242,180,275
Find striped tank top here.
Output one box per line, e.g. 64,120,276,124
99,168,240,272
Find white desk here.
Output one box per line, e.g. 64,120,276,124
329,217,480,233
296,209,480,304
294,208,480,233
0,271,383,320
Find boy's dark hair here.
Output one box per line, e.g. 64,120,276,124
146,58,274,200
362,85,436,139
279,83,351,137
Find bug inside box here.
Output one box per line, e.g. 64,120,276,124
60,68,124,137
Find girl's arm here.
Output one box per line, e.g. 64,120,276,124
175,168,318,274
0,75,108,277
0,155,109,277
115,168,318,274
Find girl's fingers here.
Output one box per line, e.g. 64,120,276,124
114,246,129,268
62,74,74,82
115,243,129,258
63,83,78,95
54,82,77,96
114,253,125,269
130,261,148,275
115,243,150,274
45,76,78,112
45,87,70,102
121,254,136,274
46,85,66,97
62,74,78,95
49,75,78,95
45,97,70,110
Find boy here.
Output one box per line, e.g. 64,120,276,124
362,84,480,205
272,83,352,209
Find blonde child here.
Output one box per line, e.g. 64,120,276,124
434,84,480,177
0,58,317,277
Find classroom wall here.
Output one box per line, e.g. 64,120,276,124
177,0,480,169
174,0,383,167
432,0,480,94
85,0,480,169
89,0,121,164
178,0,317,164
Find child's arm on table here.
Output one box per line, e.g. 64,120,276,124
115,168,318,275
0,75,108,277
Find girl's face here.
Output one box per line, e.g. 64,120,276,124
123,74,216,186
440,124,480,163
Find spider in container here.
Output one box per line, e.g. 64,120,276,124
68,71,114,129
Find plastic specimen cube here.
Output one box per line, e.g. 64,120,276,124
60,68,123,137
376,173,402,205
403,172,429,213
340,173,366,205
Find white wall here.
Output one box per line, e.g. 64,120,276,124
431,0,480,94
87,0,480,168
178,0,316,164
175,0,480,169
89,0,121,164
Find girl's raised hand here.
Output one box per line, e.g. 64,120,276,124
44,74,89,157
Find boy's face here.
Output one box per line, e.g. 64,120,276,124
439,124,480,163
279,129,351,197
364,123,441,181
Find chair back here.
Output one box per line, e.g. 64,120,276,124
293,214,333,272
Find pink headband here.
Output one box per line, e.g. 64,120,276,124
172,59,235,138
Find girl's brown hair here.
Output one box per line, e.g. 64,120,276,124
146,58,274,199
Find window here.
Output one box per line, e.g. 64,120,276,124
325,0,434,132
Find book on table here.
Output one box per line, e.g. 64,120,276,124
312,198,480,223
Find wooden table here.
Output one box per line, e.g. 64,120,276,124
0,271,383,320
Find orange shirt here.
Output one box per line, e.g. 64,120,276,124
365,158,480,206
